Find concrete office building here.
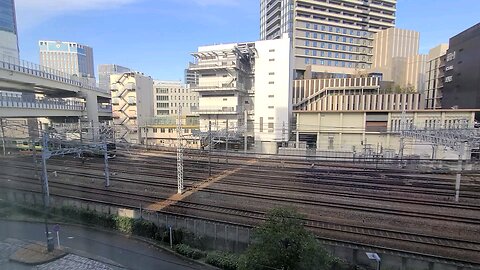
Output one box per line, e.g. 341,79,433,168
187,36,293,152
143,115,200,148
0,0,19,59
371,27,426,91
424,44,448,109
39,40,95,85
153,80,198,116
188,42,255,134
254,36,293,152
260,0,396,75
442,23,480,111
184,69,198,86
98,64,130,91
110,72,154,143
293,109,476,160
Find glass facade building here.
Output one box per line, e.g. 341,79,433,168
0,0,19,58
0,0,17,34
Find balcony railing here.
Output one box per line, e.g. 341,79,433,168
0,95,85,111
194,106,239,114
0,54,103,93
98,104,112,113
191,82,245,92
188,61,238,70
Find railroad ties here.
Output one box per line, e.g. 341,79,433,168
146,159,258,212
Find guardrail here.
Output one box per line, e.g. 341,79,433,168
194,106,238,114
98,104,112,113
0,54,103,93
0,95,85,111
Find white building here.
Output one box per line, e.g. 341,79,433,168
110,72,154,143
253,35,293,152
98,64,131,92
39,40,95,85
188,43,255,135
187,36,293,153
153,80,198,116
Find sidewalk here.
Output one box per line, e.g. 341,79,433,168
0,220,210,270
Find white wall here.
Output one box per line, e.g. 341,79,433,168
254,35,292,142
135,73,154,126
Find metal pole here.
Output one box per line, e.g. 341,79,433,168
169,226,173,248
244,110,248,154
79,118,83,144
209,121,212,176
0,118,6,156
91,120,95,142
41,132,51,251
177,106,184,194
103,141,110,188
455,143,465,202
225,119,229,164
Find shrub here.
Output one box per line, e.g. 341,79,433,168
115,216,134,234
133,219,158,239
206,252,238,270
174,244,206,260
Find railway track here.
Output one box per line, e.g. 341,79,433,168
2,153,480,265
4,157,480,215
3,161,480,225
1,174,480,263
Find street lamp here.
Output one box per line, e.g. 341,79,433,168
366,252,381,270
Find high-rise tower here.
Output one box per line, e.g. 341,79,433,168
260,0,396,76
0,0,19,58
39,40,95,84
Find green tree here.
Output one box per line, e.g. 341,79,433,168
239,207,331,270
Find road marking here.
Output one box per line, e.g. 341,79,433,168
146,159,257,211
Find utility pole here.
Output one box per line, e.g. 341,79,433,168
399,108,406,166
103,135,110,188
244,110,248,154
41,131,52,252
282,121,286,147
145,125,148,149
176,106,184,193
1,118,6,156
208,121,212,176
455,142,466,202
225,119,229,164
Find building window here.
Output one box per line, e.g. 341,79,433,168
268,95,274,98
269,81,275,84
445,76,453,83
269,49,275,52
153,128,158,133
268,123,274,132
268,106,274,109
269,72,275,75
446,51,456,62
269,59,275,62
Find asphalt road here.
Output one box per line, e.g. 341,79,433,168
0,220,209,270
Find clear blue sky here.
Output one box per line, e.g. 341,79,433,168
15,0,480,82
